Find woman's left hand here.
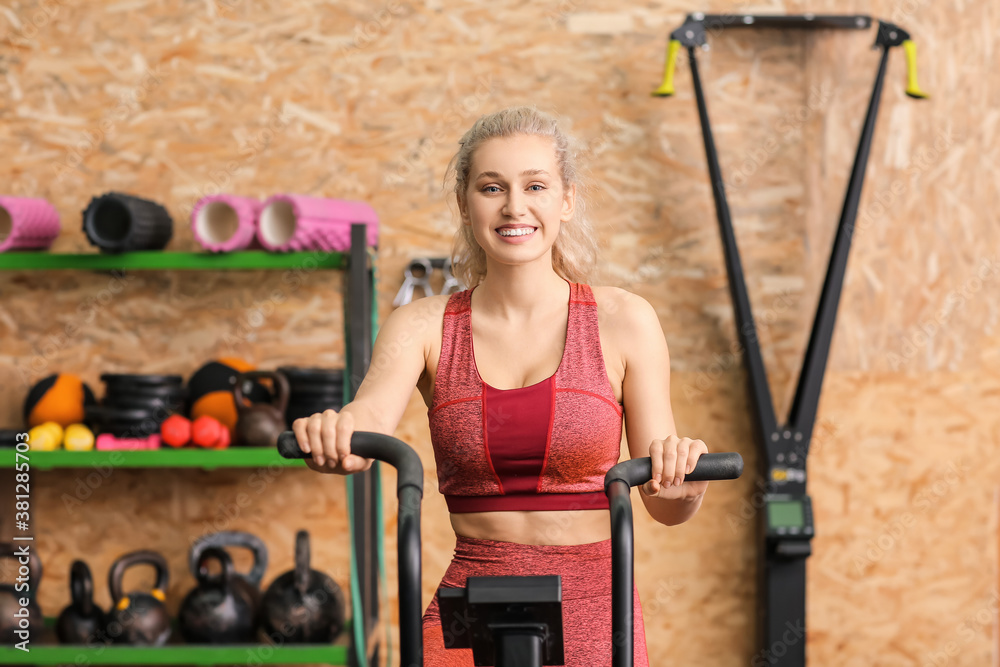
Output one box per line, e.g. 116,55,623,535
640,435,710,500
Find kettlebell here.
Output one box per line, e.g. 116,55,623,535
0,543,43,645
179,547,257,643
105,550,171,646
188,530,268,606
56,560,108,645
233,370,289,448
259,530,345,644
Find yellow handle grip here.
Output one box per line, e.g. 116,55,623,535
652,40,681,97
903,40,928,99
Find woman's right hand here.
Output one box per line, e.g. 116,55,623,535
291,409,374,475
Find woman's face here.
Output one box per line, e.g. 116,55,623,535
459,134,575,267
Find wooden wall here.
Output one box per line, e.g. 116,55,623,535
2,0,998,664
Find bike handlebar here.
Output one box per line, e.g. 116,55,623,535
277,430,424,666
277,430,424,495
277,430,743,667
603,451,743,490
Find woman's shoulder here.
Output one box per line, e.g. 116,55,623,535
588,284,656,320
588,285,663,342
389,293,453,329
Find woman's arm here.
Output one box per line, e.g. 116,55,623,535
295,295,443,472
613,290,708,527
343,295,443,433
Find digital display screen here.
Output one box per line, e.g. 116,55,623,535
768,500,805,528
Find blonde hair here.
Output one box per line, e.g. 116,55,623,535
444,106,597,288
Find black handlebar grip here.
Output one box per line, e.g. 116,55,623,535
276,430,424,496
604,452,743,490
277,431,308,459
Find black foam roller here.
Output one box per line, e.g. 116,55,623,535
82,192,173,253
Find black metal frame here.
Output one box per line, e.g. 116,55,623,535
345,223,381,667
658,14,924,667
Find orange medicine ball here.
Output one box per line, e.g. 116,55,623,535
188,358,270,433
24,374,97,428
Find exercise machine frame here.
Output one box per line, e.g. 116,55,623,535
652,13,926,666
278,432,743,666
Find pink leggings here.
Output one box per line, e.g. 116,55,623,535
421,535,649,667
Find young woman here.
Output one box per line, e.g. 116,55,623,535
290,106,711,666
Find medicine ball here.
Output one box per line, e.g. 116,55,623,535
188,358,270,433
23,374,97,428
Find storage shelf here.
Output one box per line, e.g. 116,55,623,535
0,447,308,471
0,226,382,666
0,250,346,271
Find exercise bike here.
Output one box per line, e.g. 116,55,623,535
278,431,743,666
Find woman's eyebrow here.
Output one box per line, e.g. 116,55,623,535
475,169,551,180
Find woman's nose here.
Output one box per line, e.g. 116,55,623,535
503,191,526,216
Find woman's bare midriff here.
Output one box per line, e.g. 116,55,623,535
449,508,611,545
414,288,626,547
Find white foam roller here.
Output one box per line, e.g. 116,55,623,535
191,194,261,252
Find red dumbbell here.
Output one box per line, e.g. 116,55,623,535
191,416,228,448
161,415,192,448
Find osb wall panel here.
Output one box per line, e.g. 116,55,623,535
1,0,998,665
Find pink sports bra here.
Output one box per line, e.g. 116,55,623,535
428,281,624,513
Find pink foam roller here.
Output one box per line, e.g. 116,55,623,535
0,197,61,252
257,194,379,252
191,194,261,252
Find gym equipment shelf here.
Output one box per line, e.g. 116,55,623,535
1,225,384,667
0,447,309,471
0,250,346,271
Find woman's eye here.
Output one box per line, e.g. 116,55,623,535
528,184,545,191
482,185,501,193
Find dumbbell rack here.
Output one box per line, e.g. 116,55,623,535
0,225,385,666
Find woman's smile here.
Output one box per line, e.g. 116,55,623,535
495,224,538,242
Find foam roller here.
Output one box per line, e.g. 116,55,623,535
191,194,261,252
0,197,61,253
257,194,378,252
82,192,173,253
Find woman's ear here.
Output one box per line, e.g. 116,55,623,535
561,183,576,223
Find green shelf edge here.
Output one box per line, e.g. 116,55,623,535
0,447,308,470
0,250,347,271
0,642,347,665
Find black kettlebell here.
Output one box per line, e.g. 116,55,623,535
234,370,289,447
259,530,346,644
56,560,108,645
187,530,268,608
0,543,43,645
105,550,171,646
179,547,257,643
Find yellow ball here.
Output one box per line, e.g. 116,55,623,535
28,422,63,451
64,424,95,452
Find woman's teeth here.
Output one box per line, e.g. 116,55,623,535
498,227,535,237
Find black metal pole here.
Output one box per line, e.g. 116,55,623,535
347,223,377,667
398,485,423,667
608,479,634,667
688,46,781,452
786,46,890,444
496,630,546,666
